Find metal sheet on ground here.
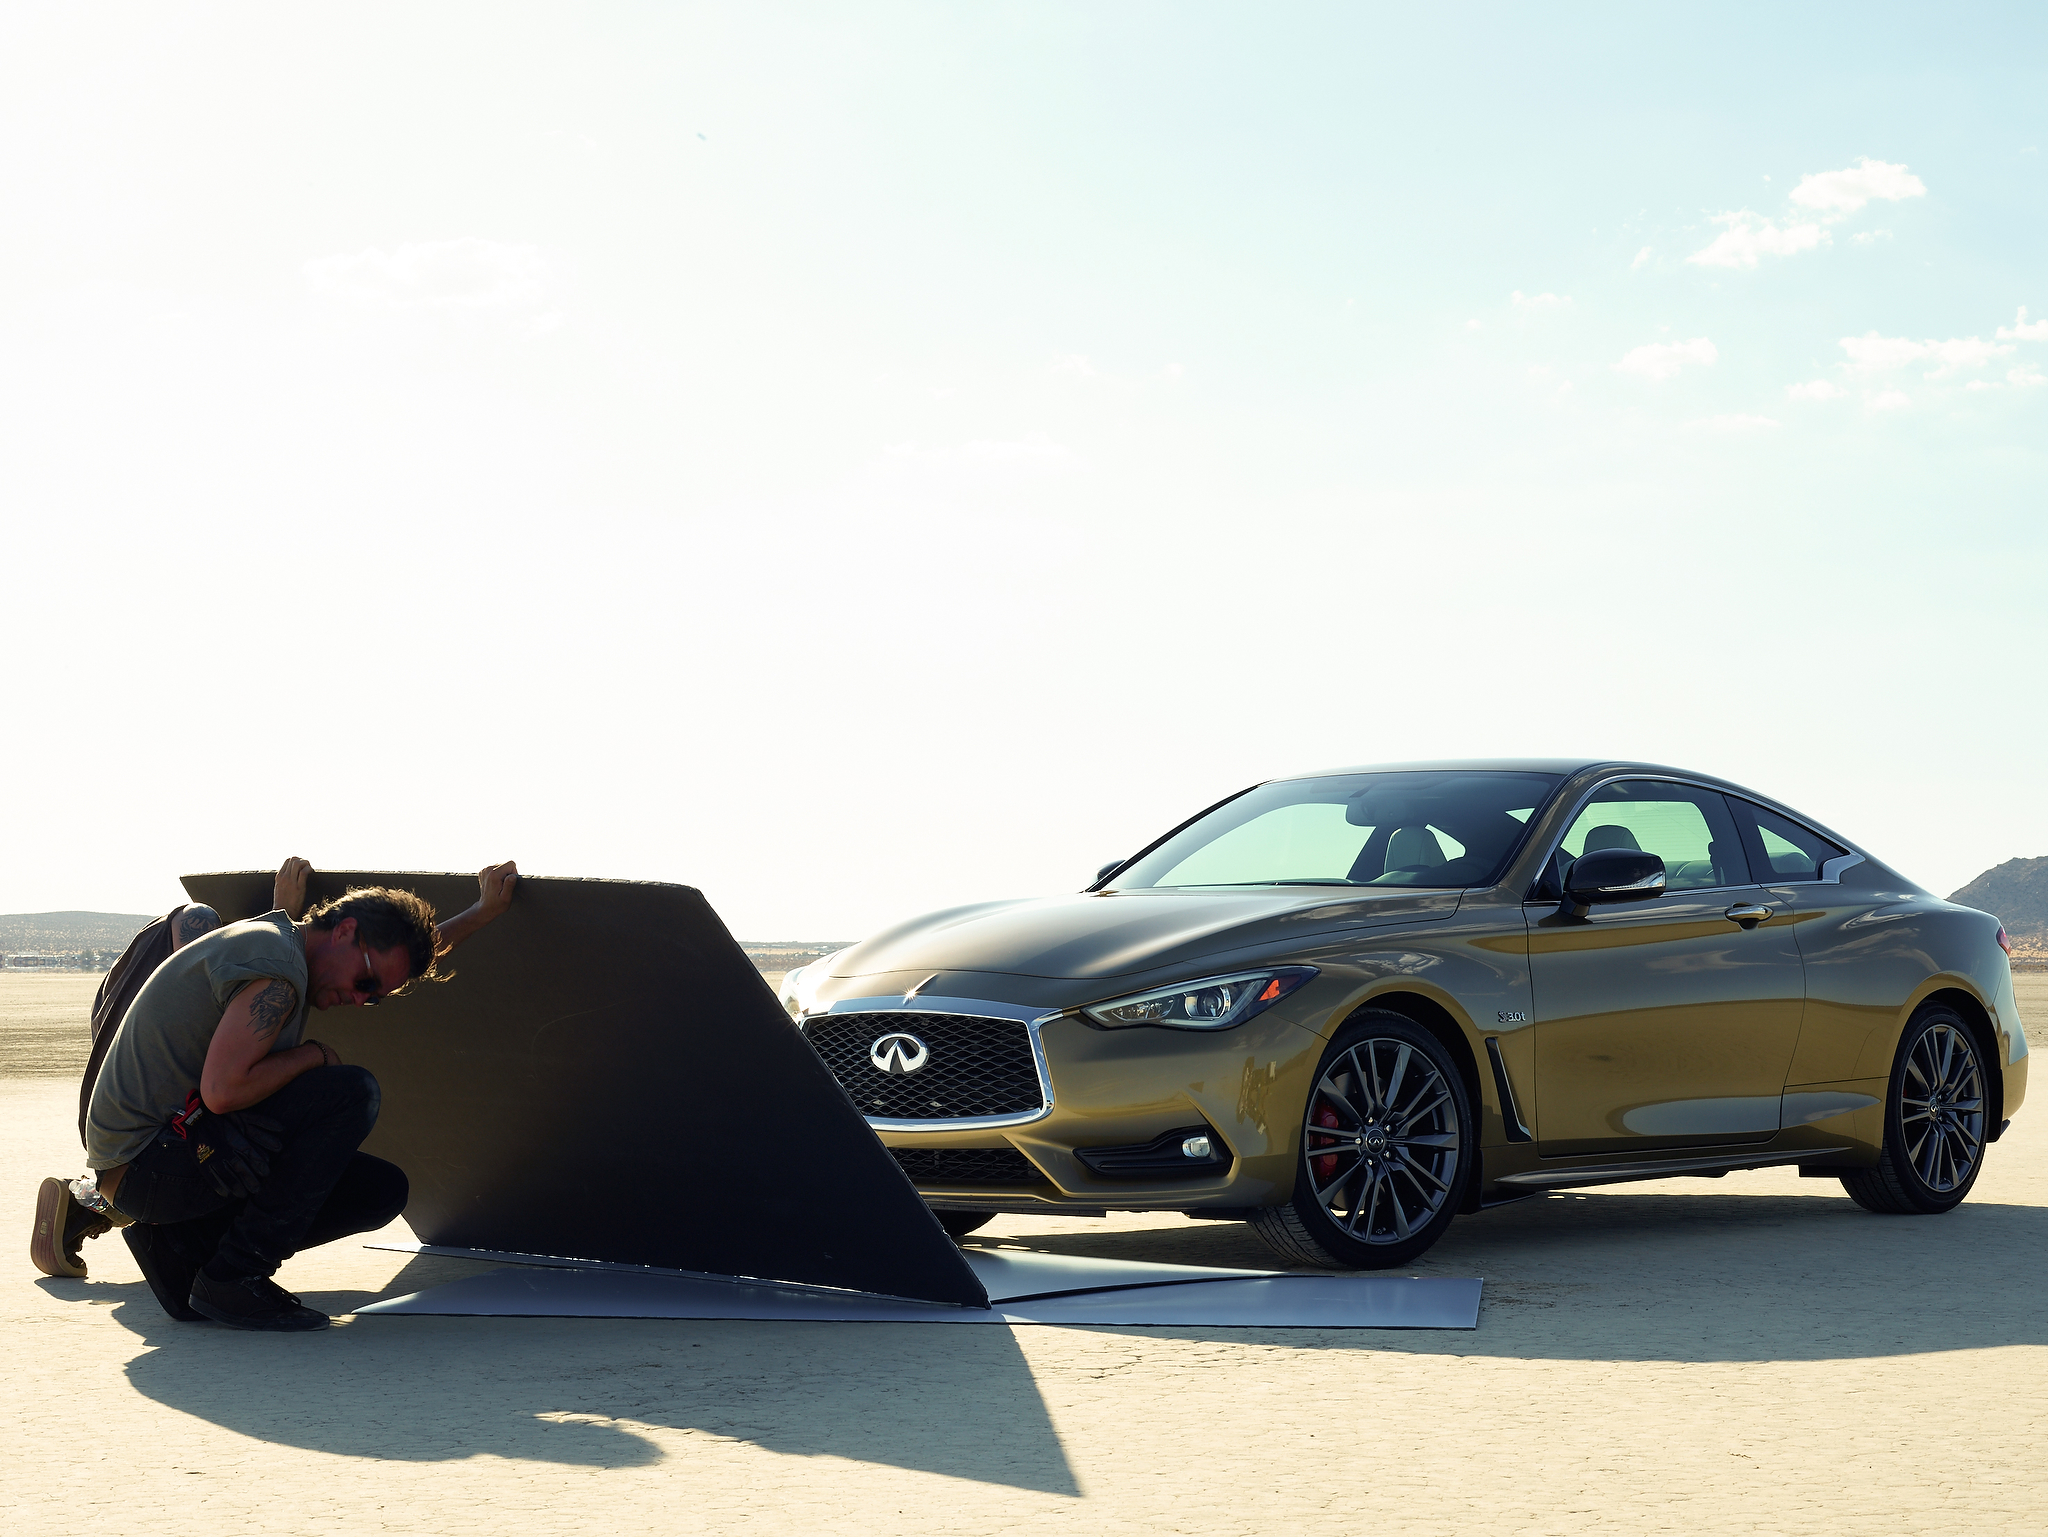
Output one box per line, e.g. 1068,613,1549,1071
357,1263,1483,1328
369,1240,1281,1303
182,870,988,1308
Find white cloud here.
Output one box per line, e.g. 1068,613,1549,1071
1614,337,1717,381
1789,158,1927,216
1868,390,1912,412
1688,413,1780,432
1050,354,1097,378
1838,331,2014,378
304,238,548,310
1511,290,1570,309
1687,213,1826,269
1837,333,1930,373
2011,365,2047,388
1686,159,1924,271
1786,379,1846,401
1631,246,1652,269
1997,306,2048,342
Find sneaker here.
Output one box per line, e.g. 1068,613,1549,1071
122,1225,206,1322
188,1270,331,1332
31,1176,113,1279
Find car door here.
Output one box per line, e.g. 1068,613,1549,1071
1524,779,1807,1157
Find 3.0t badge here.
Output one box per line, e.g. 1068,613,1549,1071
869,1033,930,1075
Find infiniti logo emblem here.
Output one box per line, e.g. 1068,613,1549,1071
869,1032,930,1075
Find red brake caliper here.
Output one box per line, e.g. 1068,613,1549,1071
1311,1103,1341,1182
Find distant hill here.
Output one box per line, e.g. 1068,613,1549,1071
0,911,157,953
1948,858,2048,940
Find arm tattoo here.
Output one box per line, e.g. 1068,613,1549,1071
173,906,221,948
245,978,299,1043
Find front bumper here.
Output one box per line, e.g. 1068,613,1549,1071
801,991,1326,1213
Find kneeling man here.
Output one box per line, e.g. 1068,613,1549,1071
83,868,515,1331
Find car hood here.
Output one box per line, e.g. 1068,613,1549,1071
827,886,1464,982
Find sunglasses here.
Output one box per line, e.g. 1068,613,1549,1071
358,945,391,1006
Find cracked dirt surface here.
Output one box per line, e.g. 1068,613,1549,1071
6,974,2046,1535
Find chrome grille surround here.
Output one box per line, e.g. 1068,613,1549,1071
798,994,1058,1131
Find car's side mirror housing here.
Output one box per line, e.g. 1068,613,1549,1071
1560,848,1666,918
1095,859,1127,885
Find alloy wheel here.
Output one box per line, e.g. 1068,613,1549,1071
1900,1020,1985,1193
1302,1036,1462,1245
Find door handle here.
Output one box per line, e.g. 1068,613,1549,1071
1724,903,1772,929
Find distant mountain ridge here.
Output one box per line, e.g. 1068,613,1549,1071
0,911,158,953
1948,857,2048,940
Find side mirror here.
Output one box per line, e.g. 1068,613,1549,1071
1095,859,1127,884
1561,848,1666,918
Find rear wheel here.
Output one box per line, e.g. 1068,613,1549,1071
1248,1012,1470,1269
933,1209,995,1240
1840,1002,1989,1215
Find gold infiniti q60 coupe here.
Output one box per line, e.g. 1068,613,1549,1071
782,761,2027,1268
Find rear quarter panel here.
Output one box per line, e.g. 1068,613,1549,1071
1778,862,2026,1129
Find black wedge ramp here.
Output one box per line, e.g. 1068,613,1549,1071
181,870,989,1309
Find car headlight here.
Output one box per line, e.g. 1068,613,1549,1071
1081,966,1318,1031
779,956,834,1020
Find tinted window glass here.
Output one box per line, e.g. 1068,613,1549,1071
1557,781,1748,892
1735,801,1845,882
1113,771,1561,891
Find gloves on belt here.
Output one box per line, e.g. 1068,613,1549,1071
168,1092,285,1199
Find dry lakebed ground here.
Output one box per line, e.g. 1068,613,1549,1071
5,969,2046,1536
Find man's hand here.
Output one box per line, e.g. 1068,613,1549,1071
273,857,313,920
437,861,520,953
477,861,519,918
185,1105,285,1199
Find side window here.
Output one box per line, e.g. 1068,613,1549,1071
1733,801,1845,883
1557,782,1750,892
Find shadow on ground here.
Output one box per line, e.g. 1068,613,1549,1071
85,1255,1079,1494
975,1184,2048,1362
66,1179,2048,1484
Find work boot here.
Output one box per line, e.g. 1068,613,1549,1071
31,1176,113,1279
188,1269,331,1332
122,1225,206,1322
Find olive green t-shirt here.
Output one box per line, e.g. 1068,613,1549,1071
84,912,309,1169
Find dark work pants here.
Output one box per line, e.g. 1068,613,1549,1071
110,1065,408,1279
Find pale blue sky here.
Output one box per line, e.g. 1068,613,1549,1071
3,4,2043,934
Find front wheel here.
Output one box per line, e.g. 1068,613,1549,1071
1248,1012,1470,1270
1840,1002,1990,1215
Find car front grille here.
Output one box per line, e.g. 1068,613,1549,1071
802,1011,1044,1121
890,1147,1044,1186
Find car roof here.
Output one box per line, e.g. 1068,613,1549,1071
1275,758,1794,806
1276,757,1612,779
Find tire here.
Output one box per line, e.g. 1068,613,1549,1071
1839,1002,1990,1215
1248,1012,1471,1270
934,1209,995,1239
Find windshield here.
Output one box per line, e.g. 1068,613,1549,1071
1109,770,1563,891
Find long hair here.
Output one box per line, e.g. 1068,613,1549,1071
303,886,446,987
